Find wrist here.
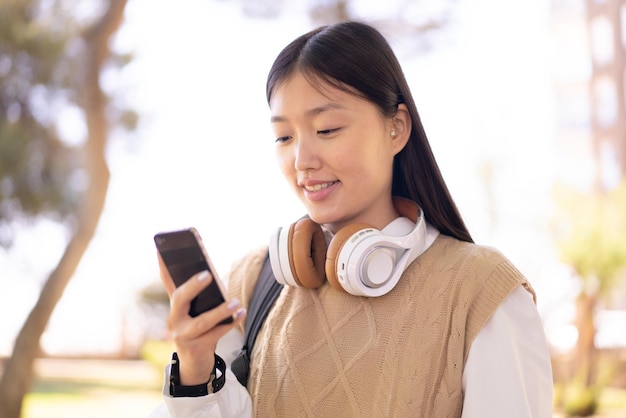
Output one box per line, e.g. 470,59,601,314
179,354,215,386
169,352,226,397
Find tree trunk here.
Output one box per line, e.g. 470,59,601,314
0,1,127,417
575,290,598,387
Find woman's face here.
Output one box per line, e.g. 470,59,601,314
270,72,409,233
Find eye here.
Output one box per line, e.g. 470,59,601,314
317,128,340,136
275,135,292,143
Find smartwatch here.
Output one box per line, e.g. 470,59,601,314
169,352,226,397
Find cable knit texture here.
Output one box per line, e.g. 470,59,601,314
227,235,534,418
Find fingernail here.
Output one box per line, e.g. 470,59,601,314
197,271,210,281
227,299,241,310
234,308,246,319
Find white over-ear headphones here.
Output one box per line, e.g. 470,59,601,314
269,197,430,297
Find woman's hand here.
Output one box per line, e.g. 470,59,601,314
158,254,246,385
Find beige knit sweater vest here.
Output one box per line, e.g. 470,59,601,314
228,234,534,418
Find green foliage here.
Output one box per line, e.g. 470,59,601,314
140,340,175,372
0,0,136,247
562,381,599,417
557,380,626,418
0,1,84,245
138,281,170,306
552,180,626,294
552,180,626,416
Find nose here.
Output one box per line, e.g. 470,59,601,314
293,135,320,172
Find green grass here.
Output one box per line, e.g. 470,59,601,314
22,358,165,418
24,391,163,418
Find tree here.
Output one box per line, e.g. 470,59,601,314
552,180,626,415
0,1,78,243
0,1,130,417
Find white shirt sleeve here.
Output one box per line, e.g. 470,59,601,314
148,329,253,418
461,285,553,418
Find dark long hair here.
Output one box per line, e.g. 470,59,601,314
266,21,473,243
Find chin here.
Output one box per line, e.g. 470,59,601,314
301,208,324,224
299,198,345,226
305,211,340,227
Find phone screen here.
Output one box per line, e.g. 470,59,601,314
154,229,232,322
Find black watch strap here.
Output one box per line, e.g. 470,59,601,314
169,352,226,397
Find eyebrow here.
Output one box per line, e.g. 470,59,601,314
271,103,345,123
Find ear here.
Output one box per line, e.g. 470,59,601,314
389,103,412,155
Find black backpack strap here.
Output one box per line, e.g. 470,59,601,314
231,253,283,387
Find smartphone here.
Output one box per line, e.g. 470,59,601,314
154,228,233,324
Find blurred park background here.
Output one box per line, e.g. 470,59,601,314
1,0,626,416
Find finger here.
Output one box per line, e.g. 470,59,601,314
157,252,177,297
207,298,247,331
180,299,247,341
207,306,247,342
169,270,214,318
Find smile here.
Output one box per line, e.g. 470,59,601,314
304,181,338,192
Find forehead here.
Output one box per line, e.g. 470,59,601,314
271,73,338,102
269,72,368,116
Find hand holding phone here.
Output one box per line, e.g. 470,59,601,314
154,228,233,324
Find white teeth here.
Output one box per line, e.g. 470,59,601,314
304,182,335,192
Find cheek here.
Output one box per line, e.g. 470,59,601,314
351,141,394,181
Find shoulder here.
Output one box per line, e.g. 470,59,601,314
425,235,538,358
422,234,535,306
431,234,525,282
432,234,503,261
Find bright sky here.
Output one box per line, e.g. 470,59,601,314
0,0,587,356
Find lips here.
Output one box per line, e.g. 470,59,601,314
302,181,338,192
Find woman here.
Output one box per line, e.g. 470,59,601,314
152,21,553,417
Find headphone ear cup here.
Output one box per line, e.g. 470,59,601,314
289,218,328,288
325,223,377,292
